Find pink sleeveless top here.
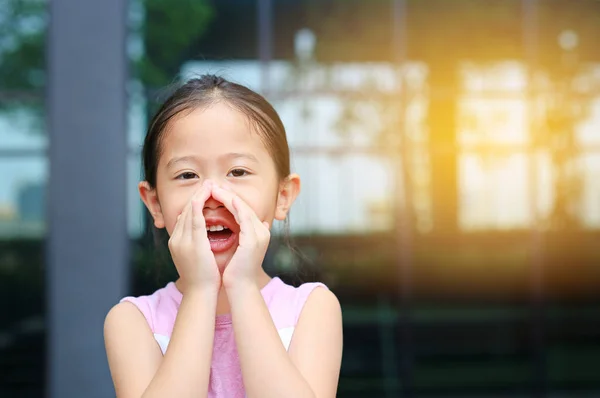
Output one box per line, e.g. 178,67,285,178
120,277,326,398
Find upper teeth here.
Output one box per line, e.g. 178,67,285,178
206,225,227,232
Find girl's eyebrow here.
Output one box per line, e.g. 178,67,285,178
166,155,198,169
220,152,259,163
166,153,259,169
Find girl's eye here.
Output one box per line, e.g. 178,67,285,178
176,172,198,180
228,169,249,178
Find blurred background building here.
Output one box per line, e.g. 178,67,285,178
0,0,599,397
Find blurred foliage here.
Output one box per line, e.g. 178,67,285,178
135,0,214,87
0,0,46,92
534,67,589,230
0,0,215,89
0,0,215,116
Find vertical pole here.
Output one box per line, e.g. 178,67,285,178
258,0,273,95
523,0,547,397
393,1,414,397
47,1,129,397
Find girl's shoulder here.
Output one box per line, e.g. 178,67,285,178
265,277,328,319
265,277,332,349
119,282,182,339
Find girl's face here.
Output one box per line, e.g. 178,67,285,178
139,102,300,270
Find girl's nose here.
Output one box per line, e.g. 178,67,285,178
204,195,223,210
204,178,233,192
201,179,223,209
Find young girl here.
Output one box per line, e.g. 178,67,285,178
104,75,343,398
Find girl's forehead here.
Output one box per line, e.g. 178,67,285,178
161,105,269,158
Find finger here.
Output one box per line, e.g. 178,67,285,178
183,193,195,241
191,200,206,239
210,185,240,224
174,191,194,240
191,184,213,240
172,180,213,243
213,185,259,231
170,202,189,241
181,181,211,239
241,197,265,233
247,208,270,238
232,195,258,237
212,186,260,246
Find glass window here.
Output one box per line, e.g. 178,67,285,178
0,1,47,396
127,0,600,396
0,157,47,238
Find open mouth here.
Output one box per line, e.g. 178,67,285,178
206,225,233,241
204,222,237,253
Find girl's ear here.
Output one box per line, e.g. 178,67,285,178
275,174,301,221
139,181,165,229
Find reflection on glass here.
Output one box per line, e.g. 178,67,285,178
580,153,600,228
577,97,600,145
459,153,532,230
289,154,394,234
128,153,145,238
0,0,47,146
0,157,47,238
127,81,147,151
458,61,600,230
0,101,46,149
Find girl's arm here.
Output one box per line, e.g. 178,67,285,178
210,184,343,398
227,282,343,398
104,287,218,398
105,182,221,398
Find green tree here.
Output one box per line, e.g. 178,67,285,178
0,0,45,91
135,0,214,87
0,0,214,137
0,0,215,95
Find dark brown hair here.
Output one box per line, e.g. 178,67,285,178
142,75,290,188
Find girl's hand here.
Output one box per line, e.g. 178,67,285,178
211,185,271,290
168,180,221,293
